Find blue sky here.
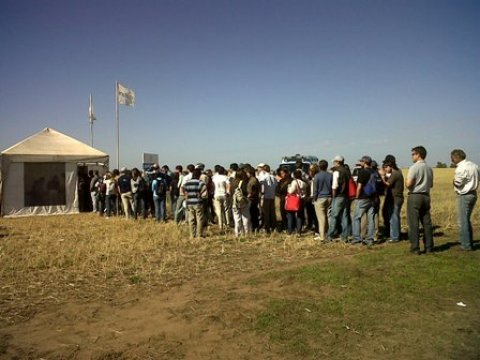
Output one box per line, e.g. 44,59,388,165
1,0,479,170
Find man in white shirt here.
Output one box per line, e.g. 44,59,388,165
257,164,277,233
212,165,229,230
451,149,479,251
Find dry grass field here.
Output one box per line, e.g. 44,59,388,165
0,168,479,359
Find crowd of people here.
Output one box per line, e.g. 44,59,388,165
85,146,479,254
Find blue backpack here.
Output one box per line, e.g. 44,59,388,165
363,170,380,197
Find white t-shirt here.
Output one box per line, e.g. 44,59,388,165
212,173,228,198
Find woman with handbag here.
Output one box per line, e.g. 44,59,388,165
286,169,308,236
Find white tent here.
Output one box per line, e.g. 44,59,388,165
0,128,109,217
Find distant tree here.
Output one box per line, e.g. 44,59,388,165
450,163,456,168
436,162,448,168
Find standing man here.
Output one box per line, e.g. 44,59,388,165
257,164,277,234
380,156,404,242
117,168,133,219
183,168,208,238
451,149,478,251
212,165,229,231
152,168,168,223
312,160,333,241
327,155,350,242
352,156,377,246
89,170,100,212
406,146,434,254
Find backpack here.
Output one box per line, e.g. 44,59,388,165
233,180,249,209
97,180,106,194
137,178,147,194
348,177,357,199
155,178,167,196
363,170,380,197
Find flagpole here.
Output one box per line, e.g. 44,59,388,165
89,94,94,147
115,81,120,170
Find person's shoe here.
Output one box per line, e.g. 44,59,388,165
410,249,421,255
458,246,473,252
350,239,362,245
363,240,374,247
388,238,400,243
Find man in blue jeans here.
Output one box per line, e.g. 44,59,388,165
327,155,351,242
451,149,478,251
380,157,404,242
152,169,168,223
352,156,377,246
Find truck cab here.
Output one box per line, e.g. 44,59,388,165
279,154,319,174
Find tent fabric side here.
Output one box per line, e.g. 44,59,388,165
0,128,109,217
1,162,79,217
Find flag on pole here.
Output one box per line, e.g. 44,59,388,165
117,83,136,106
88,94,96,123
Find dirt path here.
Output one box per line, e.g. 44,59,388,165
1,253,335,359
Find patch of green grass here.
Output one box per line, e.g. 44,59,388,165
254,244,480,359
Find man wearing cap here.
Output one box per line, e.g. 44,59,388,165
327,155,351,242
379,155,404,242
352,156,377,245
117,167,133,219
450,149,478,251
406,146,434,254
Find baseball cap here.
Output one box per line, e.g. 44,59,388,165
257,163,265,168
359,155,372,164
382,154,396,165
332,155,344,163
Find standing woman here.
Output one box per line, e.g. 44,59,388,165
104,172,117,218
131,168,148,220
286,169,308,236
276,168,292,232
306,164,319,235
231,168,251,236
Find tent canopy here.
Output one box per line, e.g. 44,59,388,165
2,127,109,163
1,128,109,217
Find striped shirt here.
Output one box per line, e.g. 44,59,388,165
183,179,207,206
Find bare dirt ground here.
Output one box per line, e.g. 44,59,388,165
1,216,359,360
1,262,305,359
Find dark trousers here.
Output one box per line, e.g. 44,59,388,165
250,199,260,231
305,200,318,232
407,193,433,252
133,193,148,219
279,195,287,231
262,198,276,233
287,206,305,235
